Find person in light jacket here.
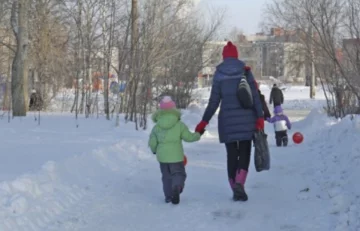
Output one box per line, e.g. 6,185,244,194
149,96,204,205
267,105,291,147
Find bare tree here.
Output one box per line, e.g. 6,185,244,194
265,0,360,117
0,1,14,113
113,6,131,127
28,0,69,110
10,0,29,117
123,0,139,126
101,0,116,120
121,0,224,129
0,0,224,128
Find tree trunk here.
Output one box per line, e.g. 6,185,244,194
104,67,110,120
2,51,12,111
101,0,114,120
85,52,92,118
126,0,139,125
79,72,85,114
11,0,29,117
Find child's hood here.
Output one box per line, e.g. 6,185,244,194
152,109,181,130
274,105,283,115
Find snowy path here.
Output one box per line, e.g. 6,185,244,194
44,110,331,231
1,109,359,231
46,136,331,231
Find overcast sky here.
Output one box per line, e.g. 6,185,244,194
195,0,270,37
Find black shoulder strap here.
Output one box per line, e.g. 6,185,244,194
242,70,249,81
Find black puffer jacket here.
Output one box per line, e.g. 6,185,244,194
259,90,271,119
269,87,284,106
29,92,43,111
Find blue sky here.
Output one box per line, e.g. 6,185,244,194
196,0,270,37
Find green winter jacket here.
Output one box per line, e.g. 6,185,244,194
148,109,201,163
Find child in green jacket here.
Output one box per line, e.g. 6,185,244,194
148,96,203,205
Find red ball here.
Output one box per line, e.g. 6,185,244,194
183,155,188,166
292,132,304,144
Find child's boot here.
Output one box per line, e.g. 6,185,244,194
171,186,181,205
282,136,288,147
276,138,282,147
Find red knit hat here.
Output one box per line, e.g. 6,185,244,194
222,41,238,59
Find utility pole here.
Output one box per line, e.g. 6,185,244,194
309,25,316,99
311,54,316,98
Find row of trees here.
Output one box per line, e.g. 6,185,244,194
0,0,223,128
265,0,360,117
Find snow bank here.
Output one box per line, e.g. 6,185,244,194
0,133,152,231
292,108,332,132
45,84,326,113
321,116,360,231
0,114,152,230
193,85,327,110
288,110,360,231
0,161,87,231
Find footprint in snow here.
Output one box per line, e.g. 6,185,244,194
280,224,301,231
211,209,242,220
250,181,272,189
54,216,87,228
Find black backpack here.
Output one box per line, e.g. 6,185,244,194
237,68,253,109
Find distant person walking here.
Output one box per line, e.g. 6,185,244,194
29,89,43,111
269,84,284,107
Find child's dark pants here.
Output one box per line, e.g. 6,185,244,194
275,130,288,147
159,162,186,198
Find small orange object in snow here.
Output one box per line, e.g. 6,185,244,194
292,132,304,144
183,155,188,166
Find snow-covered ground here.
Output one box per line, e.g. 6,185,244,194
192,85,327,110
0,87,359,231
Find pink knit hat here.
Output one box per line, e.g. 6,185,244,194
160,96,176,109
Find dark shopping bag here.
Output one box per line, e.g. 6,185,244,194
253,130,270,172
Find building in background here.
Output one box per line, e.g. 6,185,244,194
342,38,360,71
199,41,226,88
241,27,307,83
198,27,310,87
283,42,306,82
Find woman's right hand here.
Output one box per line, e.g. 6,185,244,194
255,118,264,131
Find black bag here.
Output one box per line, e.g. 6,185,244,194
253,130,270,172
237,70,253,109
